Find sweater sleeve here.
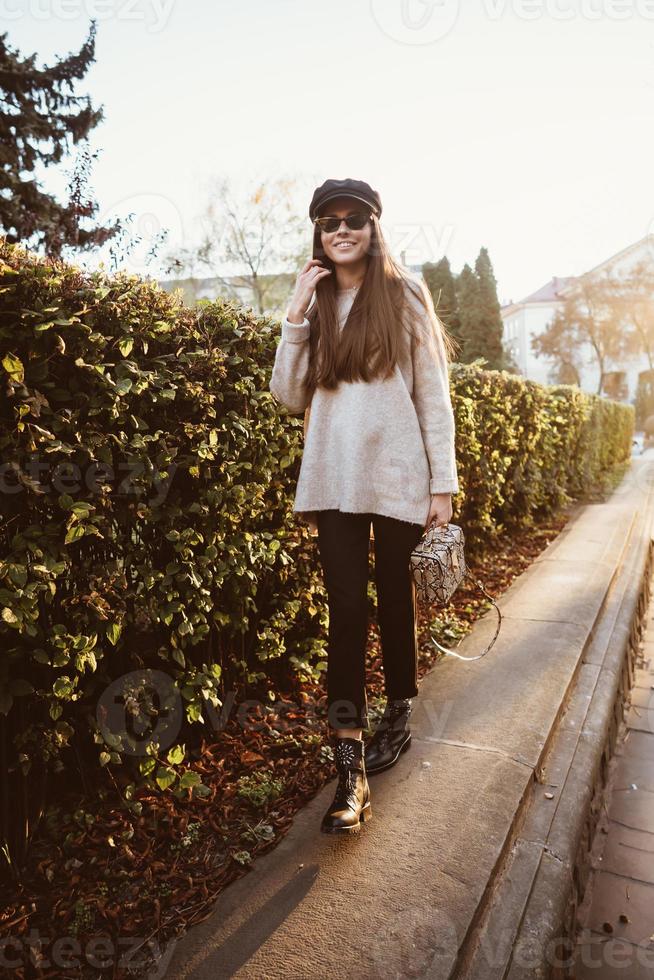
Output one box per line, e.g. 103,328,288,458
269,316,312,414
410,300,460,496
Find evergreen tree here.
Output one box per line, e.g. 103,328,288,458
451,248,508,369
0,21,117,257
422,256,462,358
474,247,506,370
455,263,485,364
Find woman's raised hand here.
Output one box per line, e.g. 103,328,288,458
286,259,332,324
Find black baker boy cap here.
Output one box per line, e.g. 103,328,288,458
309,178,382,223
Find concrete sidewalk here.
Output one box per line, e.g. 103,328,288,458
164,453,654,980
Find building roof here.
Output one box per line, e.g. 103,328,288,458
582,233,651,278
500,275,576,316
501,235,652,314
518,275,577,305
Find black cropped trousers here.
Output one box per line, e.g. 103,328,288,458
316,509,425,731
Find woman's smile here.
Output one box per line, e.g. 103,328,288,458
325,231,368,265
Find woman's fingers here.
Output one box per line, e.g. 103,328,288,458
291,260,331,314
299,265,331,291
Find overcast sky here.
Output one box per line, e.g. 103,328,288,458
7,0,654,305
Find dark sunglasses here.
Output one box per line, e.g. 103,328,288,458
314,211,372,234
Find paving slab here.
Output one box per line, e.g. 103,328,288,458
611,751,654,792
575,932,654,979
615,729,654,761
633,672,654,691
625,705,654,735
600,821,654,883
582,870,654,947
628,686,654,709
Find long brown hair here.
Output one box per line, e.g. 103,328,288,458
303,210,458,398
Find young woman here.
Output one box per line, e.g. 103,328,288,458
269,178,459,835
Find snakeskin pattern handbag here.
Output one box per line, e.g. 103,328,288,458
410,522,502,661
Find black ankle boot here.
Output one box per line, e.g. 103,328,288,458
320,736,372,834
365,697,413,775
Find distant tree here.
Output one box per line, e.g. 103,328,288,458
0,21,118,257
614,258,654,371
532,273,626,394
531,307,583,386
422,256,461,358
164,176,307,317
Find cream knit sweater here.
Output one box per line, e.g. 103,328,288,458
269,277,459,535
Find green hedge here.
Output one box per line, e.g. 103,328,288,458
450,360,634,541
0,240,633,872
0,240,326,872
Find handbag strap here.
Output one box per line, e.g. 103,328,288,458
428,568,502,661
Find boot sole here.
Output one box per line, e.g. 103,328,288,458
365,733,412,775
320,800,372,834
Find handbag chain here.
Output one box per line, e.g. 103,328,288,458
427,568,502,661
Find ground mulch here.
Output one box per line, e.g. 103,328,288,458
0,505,576,979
